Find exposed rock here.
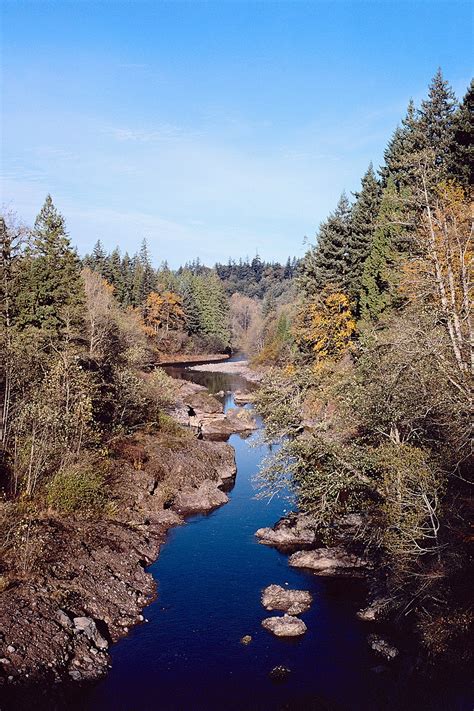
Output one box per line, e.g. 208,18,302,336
73,617,108,650
186,391,224,415
261,585,312,616
56,609,73,629
0,429,238,689
368,634,399,660
255,512,317,550
289,547,369,577
171,481,229,515
240,635,252,645
357,597,391,622
269,665,291,680
200,407,257,439
188,360,264,383
261,614,307,637
233,391,257,405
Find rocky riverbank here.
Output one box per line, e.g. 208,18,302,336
0,424,237,701
188,359,264,383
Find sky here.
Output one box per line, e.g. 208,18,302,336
1,1,472,268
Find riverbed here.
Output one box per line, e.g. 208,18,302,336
75,365,471,711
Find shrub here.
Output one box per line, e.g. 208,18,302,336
47,461,107,514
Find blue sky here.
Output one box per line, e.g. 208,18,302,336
1,1,472,267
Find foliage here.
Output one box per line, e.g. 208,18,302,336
293,289,355,361
47,459,108,514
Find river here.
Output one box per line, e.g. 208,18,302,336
75,363,471,711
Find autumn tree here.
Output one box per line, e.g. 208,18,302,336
293,288,356,362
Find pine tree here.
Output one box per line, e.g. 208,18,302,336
18,195,84,334
182,279,201,335
300,192,352,296
447,79,474,190
346,164,382,302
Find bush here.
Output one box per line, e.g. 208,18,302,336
47,461,107,514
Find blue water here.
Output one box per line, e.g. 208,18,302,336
76,370,472,711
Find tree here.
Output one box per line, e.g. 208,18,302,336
141,290,185,338
347,163,382,301
447,79,474,191
358,178,404,323
82,267,116,359
293,288,356,362
300,193,352,296
17,195,84,335
418,69,457,176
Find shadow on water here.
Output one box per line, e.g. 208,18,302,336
9,366,472,711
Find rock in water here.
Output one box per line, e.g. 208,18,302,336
367,634,399,660
261,584,312,615
269,665,291,681
261,614,307,637
289,547,369,577
240,635,252,645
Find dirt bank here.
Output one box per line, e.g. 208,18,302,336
0,426,236,700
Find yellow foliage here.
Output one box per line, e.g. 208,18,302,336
141,290,185,337
293,289,356,361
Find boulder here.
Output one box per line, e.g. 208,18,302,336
261,585,312,615
201,408,257,438
233,391,256,405
186,391,224,415
261,614,307,637
240,635,252,645
357,597,391,622
289,547,369,577
73,617,108,650
367,634,399,660
256,512,317,550
172,481,228,515
269,665,291,680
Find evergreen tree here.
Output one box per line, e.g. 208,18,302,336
137,239,156,302
109,247,125,302
381,100,420,189
91,239,107,275
300,192,352,296
346,164,382,302
447,79,474,190
358,179,404,323
18,195,83,334
182,279,201,335
417,68,457,174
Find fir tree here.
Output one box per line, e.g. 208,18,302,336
358,178,404,323
417,68,457,174
18,195,83,334
447,79,474,190
346,164,382,302
300,192,352,296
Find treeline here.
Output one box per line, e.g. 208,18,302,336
0,196,187,513
214,255,298,299
83,240,231,353
256,70,473,664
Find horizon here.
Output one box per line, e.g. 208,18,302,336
1,0,472,268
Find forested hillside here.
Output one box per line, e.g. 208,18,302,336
255,70,473,664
